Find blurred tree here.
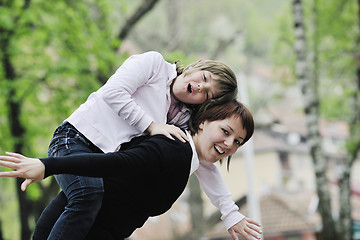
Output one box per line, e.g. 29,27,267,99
0,0,160,239
291,0,337,239
289,0,360,239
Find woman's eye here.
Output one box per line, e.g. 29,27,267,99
222,128,229,135
234,139,241,147
203,74,207,82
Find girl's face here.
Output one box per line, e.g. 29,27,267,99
193,115,246,163
171,70,219,104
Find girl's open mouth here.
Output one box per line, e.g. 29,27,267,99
187,83,192,93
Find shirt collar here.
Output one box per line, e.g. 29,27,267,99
186,131,199,175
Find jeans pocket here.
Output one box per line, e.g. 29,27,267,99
48,124,79,157
48,136,72,157
48,123,95,157
73,132,92,148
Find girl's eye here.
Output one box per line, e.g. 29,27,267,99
203,74,207,82
234,139,241,147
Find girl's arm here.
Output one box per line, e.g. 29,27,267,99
101,51,187,142
194,161,262,240
100,51,161,133
194,161,244,228
99,52,161,132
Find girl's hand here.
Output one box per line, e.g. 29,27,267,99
228,217,262,240
146,122,189,142
0,152,45,191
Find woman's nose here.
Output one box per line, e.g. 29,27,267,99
225,135,237,148
224,137,232,147
197,83,202,92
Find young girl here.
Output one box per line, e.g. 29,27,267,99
0,100,262,240
29,51,240,240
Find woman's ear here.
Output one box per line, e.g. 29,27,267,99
198,121,205,130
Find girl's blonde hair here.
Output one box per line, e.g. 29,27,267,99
176,59,238,109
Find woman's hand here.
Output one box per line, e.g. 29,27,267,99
0,152,45,191
228,217,262,240
146,122,189,142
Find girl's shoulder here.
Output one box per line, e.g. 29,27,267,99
138,51,165,62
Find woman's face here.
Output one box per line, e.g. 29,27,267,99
171,70,219,104
193,115,246,163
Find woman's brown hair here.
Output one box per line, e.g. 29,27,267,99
189,99,254,170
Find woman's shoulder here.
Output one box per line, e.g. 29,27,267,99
144,135,192,157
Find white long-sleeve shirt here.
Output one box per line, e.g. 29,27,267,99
187,131,244,229
67,51,244,229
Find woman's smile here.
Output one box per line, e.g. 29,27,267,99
214,144,225,154
193,116,246,163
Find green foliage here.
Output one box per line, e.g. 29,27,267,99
346,135,360,156
163,50,197,68
0,0,131,238
0,6,14,30
0,176,20,240
272,2,296,85
273,0,359,121
313,0,358,121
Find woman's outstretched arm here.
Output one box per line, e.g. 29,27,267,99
0,136,192,191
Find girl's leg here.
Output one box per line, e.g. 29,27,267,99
48,174,103,240
34,122,104,240
33,191,67,240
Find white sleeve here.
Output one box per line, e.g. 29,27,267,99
100,51,164,133
194,161,245,230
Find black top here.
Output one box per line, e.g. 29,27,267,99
41,134,193,239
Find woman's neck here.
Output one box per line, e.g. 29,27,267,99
190,132,203,161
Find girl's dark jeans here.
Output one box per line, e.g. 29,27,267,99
32,122,104,240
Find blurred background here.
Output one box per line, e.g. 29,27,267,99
0,0,359,239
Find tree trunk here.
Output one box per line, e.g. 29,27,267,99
187,175,206,240
291,1,338,239
337,1,360,239
338,166,353,240
4,45,31,240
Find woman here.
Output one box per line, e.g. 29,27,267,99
0,100,262,240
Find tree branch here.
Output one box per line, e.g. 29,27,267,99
211,29,243,60
118,0,160,40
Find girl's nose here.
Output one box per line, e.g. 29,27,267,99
197,83,202,92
